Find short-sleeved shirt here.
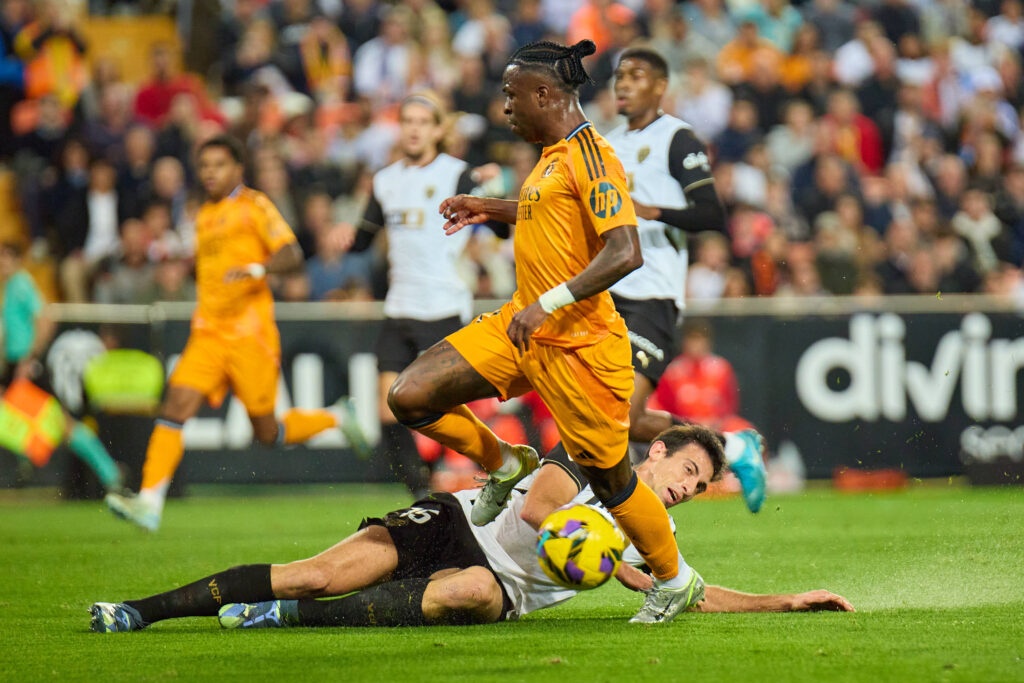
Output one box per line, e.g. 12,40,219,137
512,121,637,348
192,186,297,337
2,271,44,363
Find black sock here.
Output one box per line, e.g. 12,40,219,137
382,424,430,494
296,578,431,627
125,564,273,624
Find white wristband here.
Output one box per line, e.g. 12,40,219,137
245,263,267,278
538,282,576,314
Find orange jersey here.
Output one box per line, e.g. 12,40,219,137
193,186,296,337
512,121,637,348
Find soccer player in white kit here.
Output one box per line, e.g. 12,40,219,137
89,424,853,633
604,48,768,513
348,93,499,496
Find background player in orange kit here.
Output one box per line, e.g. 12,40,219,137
387,40,701,623
106,135,365,532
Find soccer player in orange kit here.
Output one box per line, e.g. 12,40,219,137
387,41,701,623
106,136,364,532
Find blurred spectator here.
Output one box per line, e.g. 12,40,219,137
802,0,856,53
13,0,87,111
740,0,804,52
876,217,919,292
821,89,884,173
116,126,156,222
856,35,900,121
142,200,183,263
717,20,783,86
766,99,816,174
834,21,883,87
93,219,155,304
780,24,820,93
952,187,1012,273
137,256,196,304
873,0,921,46
673,58,732,142
796,154,855,222
581,13,639,101
734,53,788,133
512,0,547,47
353,7,412,105
714,98,760,163
648,321,739,428
150,156,188,228
985,0,1024,51
82,158,119,265
566,0,634,55
995,163,1024,265
306,222,372,301
681,0,736,53
651,6,718,78
338,0,381,52
812,211,858,294
687,231,731,301
134,42,224,127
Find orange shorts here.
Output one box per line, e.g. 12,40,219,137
169,328,280,416
446,301,633,468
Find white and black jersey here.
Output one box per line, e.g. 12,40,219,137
353,153,479,372
453,447,678,619
603,115,724,381
360,446,682,621
354,153,476,322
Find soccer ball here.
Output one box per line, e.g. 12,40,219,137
536,503,626,590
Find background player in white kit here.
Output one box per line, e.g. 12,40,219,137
89,425,853,633
604,48,768,512
348,93,498,496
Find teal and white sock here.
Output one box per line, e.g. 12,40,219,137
655,553,695,589
68,422,121,490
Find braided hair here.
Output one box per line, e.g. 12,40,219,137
507,39,597,94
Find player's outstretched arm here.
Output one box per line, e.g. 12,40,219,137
693,586,855,613
439,195,518,234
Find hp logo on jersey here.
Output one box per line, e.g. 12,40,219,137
589,182,622,219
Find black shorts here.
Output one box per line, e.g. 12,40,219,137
376,316,463,374
359,492,513,619
611,294,679,384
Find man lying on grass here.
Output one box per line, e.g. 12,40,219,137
90,425,853,632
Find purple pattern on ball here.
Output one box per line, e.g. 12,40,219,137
561,520,583,535
565,560,585,583
599,556,614,574
538,544,548,560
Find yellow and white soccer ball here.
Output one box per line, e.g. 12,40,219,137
535,503,626,590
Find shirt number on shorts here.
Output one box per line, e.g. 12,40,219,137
398,507,440,524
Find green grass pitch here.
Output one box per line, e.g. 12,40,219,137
1,485,1022,682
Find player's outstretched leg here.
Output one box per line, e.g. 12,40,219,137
388,341,539,525
722,429,766,513
66,420,123,493
221,566,504,629
581,455,702,623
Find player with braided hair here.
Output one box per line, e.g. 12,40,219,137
387,40,702,623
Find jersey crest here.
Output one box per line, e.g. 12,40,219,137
637,146,650,163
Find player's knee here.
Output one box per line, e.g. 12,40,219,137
437,568,501,612
386,372,420,421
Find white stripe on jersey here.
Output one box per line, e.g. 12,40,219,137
372,153,472,321
453,470,678,619
605,115,691,308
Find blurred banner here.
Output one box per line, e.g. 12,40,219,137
2,297,1022,487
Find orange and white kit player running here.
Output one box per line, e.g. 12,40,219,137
106,135,366,532
388,40,702,623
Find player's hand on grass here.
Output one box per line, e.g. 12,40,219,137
632,202,661,221
790,590,855,612
507,301,548,355
614,563,654,593
440,195,490,235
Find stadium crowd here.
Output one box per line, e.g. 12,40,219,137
2,0,1024,305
